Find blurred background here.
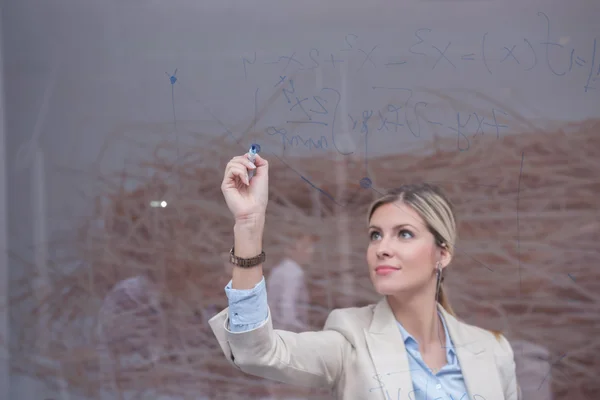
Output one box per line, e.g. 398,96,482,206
1,0,599,399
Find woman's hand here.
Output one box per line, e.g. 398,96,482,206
221,153,269,223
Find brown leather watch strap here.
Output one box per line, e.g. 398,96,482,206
229,247,266,268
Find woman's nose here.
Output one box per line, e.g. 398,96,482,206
375,242,392,258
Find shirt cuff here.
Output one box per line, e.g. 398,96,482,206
224,276,268,326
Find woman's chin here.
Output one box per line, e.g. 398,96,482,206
373,281,405,296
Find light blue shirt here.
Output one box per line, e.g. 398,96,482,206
396,311,469,400
225,276,269,332
224,277,469,400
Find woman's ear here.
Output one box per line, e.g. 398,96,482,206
439,243,452,268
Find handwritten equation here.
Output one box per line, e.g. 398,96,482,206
241,12,599,93
265,77,510,157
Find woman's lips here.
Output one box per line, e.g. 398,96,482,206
375,266,400,276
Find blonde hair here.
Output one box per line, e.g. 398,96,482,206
367,183,502,340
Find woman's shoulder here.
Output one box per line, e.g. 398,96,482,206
320,303,378,339
453,317,514,358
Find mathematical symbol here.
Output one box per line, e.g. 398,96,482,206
385,61,407,66
282,79,296,104
448,112,471,151
267,52,304,72
358,46,378,70
523,38,537,71
432,42,456,69
309,96,328,115
484,109,509,139
472,113,485,137
378,111,390,131
274,75,287,87
290,97,312,120
348,114,358,130
461,53,475,61
242,52,257,80
361,110,373,134
281,52,303,71
501,45,520,64
575,56,586,67
384,105,404,132
330,54,344,68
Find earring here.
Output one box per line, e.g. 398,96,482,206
436,262,444,284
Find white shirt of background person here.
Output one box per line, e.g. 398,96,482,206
266,234,317,333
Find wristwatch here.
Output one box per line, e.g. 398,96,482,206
229,247,266,268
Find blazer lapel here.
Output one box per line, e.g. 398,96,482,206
438,305,506,400
364,298,415,400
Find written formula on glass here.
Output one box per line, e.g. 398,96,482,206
241,12,599,94
266,77,510,155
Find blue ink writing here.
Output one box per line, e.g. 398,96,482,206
410,28,432,56
309,96,328,115
274,75,286,87
524,38,537,71
320,87,351,155
449,112,471,151
538,12,570,76
501,45,519,64
330,53,344,68
482,32,492,74
485,109,509,138
584,38,598,92
266,126,328,150
432,42,456,69
282,78,295,104
308,48,320,70
165,68,178,129
358,46,378,70
341,34,358,51
242,52,256,80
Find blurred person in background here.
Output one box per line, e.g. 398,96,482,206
266,232,318,333
511,340,553,400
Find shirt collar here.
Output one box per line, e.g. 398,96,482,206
396,310,456,363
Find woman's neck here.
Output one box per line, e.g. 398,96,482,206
387,289,444,351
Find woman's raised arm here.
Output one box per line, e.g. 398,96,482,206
214,152,350,390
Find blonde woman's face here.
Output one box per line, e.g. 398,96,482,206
366,202,441,296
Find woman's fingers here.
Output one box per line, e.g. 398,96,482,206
252,154,268,177
223,153,264,187
230,155,257,170
226,164,250,186
253,153,267,167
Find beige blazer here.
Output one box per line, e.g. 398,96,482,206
209,298,521,400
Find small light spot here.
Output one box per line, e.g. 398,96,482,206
160,201,167,208
559,36,570,46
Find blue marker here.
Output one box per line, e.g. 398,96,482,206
247,144,260,180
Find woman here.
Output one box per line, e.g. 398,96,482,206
209,153,522,400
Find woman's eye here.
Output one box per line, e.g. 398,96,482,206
399,229,414,239
369,231,381,240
